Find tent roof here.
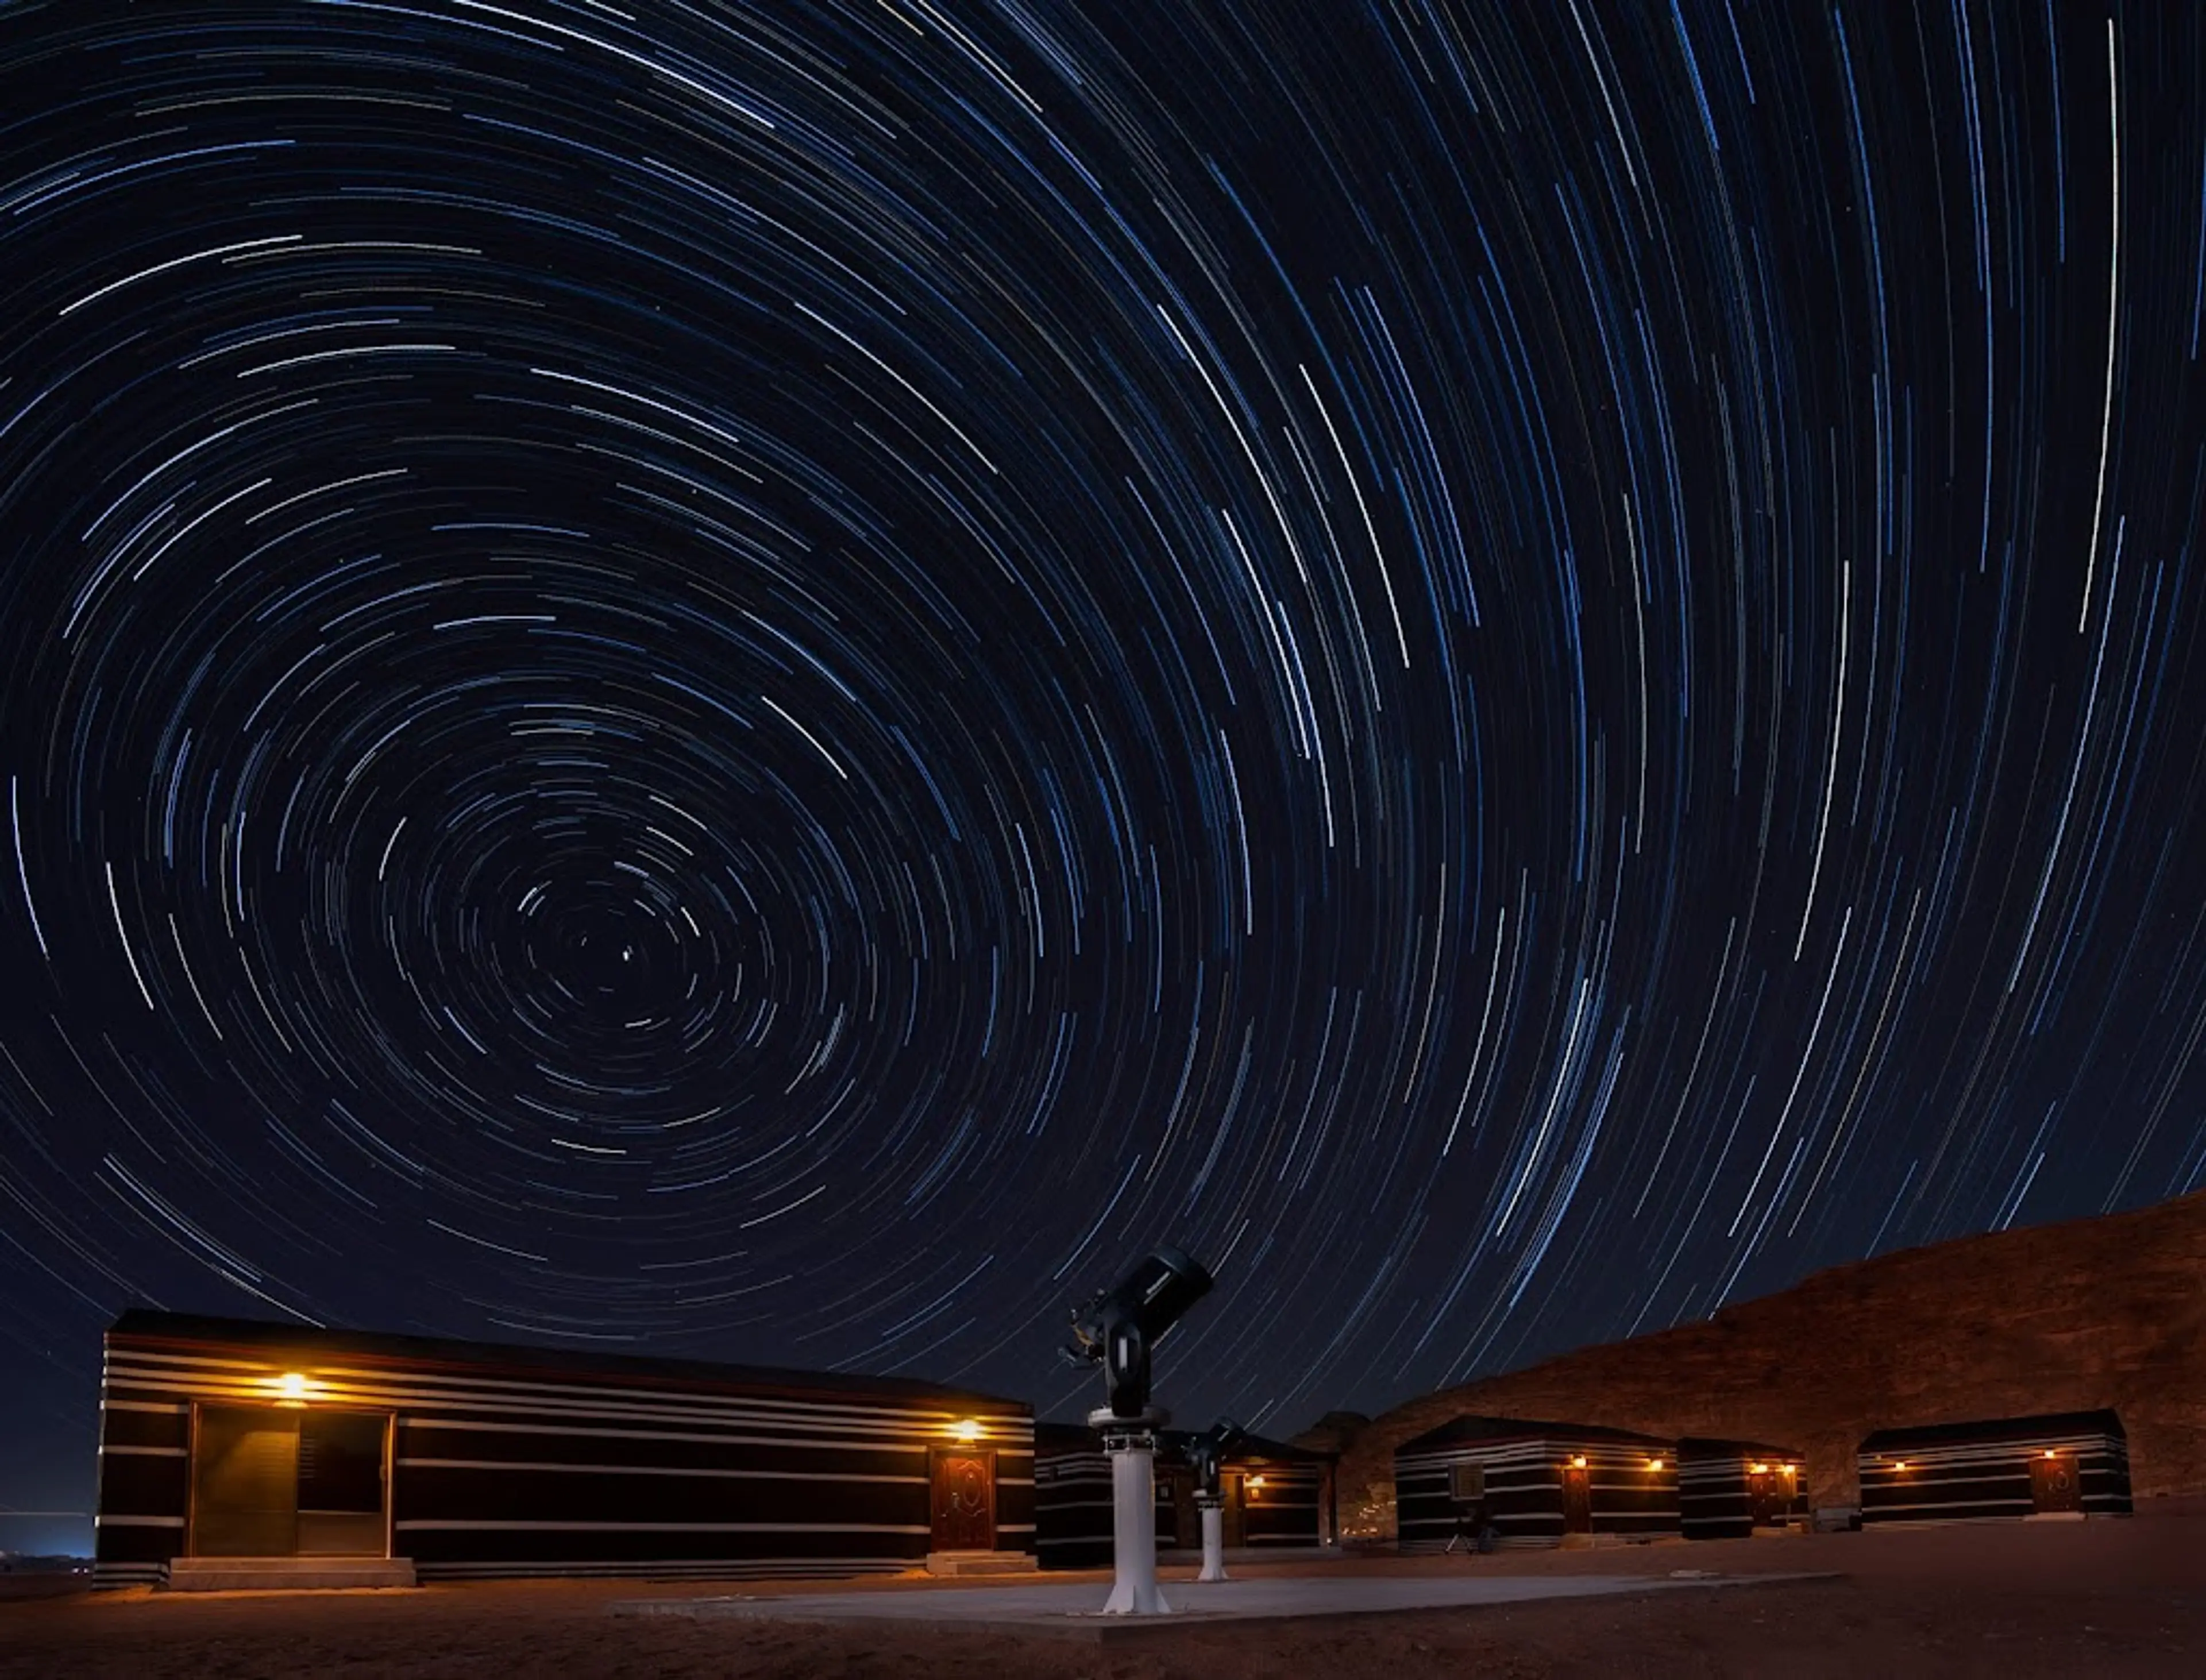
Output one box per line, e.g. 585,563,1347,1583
1395,1413,1671,1455
1678,1436,1808,1461
108,1309,1030,1413
1858,1409,2125,1451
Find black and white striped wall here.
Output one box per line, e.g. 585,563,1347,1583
1031,1426,1335,1569
1857,1409,2131,1527
1229,1449,1330,1549
1395,1416,1681,1551
94,1311,1034,1586
1032,1426,1116,1569
1676,1438,1810,1540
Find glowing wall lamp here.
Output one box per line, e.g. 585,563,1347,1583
1569,1454,1588,1469
951,1418,982,1444
1749,1462,1770,1475
275,1372,311,1403
1646,1458,1665,1472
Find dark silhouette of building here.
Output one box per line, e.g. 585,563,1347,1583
94,1311,1033,1587
1857,1410,2131,1527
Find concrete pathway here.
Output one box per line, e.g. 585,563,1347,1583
611,1569,1838,1643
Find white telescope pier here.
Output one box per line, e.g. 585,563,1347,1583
1093,1409,1170,1615
1195,1492,1228,1582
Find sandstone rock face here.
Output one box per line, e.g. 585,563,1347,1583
1289,1410,1370,1457
1331,1190,2206,1540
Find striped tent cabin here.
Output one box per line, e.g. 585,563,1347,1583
1154,1432,1336,1555
94,1311,1034,1588
1032,1422,1116,1570
1857,1409,2131,1528
1676,1438,1810,1539
1395,1416,1680,1551
1033,1425,1338,1569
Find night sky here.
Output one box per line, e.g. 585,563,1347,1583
4,0,2205,1555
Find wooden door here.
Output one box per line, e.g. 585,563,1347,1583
930,1448,997,1551
1747,1470,1784,1525
2030,1453,2082,1513
1166,1468,1201,1548
191,1405,298,1557
1222,1473,1248,1547
1561,1463,1593,1533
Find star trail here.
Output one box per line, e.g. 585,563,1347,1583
3,0,2206,1547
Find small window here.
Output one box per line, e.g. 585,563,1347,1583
1449,1463,1486,1502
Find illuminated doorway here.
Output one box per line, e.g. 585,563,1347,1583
927,1446,997,1552
1220,1472,1248,1547
1561,1462,1593,1534
2030,1452,2082,1515
1747,1466,1796,1527
188,1404,391,1558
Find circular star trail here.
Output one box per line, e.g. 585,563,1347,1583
3,0,2205,1480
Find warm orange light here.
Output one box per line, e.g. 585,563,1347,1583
2043,1449,2058,1459
1749,1462,1770,1475
951,1418,982,1443
1781,1464,1797,1476
276,1372,310,1400
1892,1461,1909,1472
1646,1458,1665,1472
1247,1475,1266,1491
1570,1454,1588,1469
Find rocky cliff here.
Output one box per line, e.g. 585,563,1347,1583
1319,1189,2206,1539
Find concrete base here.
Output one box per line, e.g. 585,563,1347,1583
1159,1544,1343,1564
611,1570,1839,1644
924,1552,1036,1577
164,1557,417,1592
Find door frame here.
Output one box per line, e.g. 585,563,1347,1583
297,1407,396,1558
1746,1469,1780,1526
1560,1462,1594,1533
186,1401,397,1559
183,1399,206,1558
185,1401,299,1560
2029,1451,2082,1514
1221,1470,1248,1547
927,1445,998,1551
1164,1466,1200,1548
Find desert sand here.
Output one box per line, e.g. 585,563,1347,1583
5,1499,2200,1678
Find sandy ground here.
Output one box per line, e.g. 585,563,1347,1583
5,1498,2200,1678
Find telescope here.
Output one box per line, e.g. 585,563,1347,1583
1185,1418,1245,1500
1061,1244,1213,1420
1061,1244,1216,1613
1186,1417,1244,1583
